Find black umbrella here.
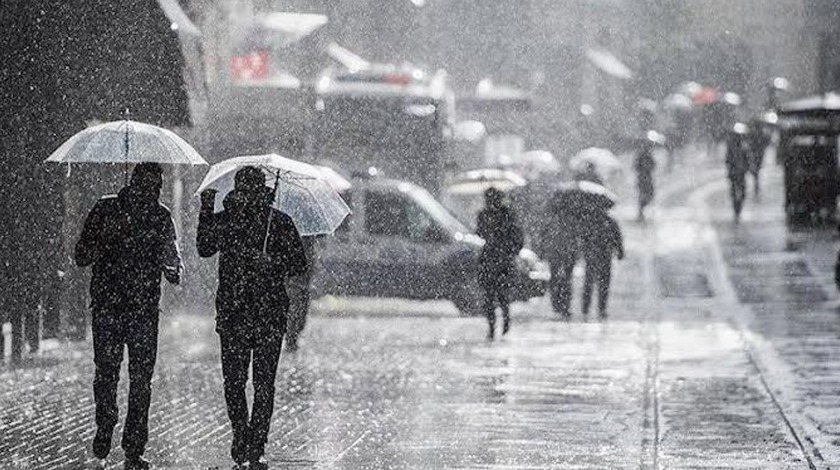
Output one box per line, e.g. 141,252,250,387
550,181,617,212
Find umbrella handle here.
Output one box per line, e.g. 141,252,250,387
262,170,282,253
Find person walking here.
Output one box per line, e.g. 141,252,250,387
476,187,524,341
197,166,308,469
580,211,624,318
746,121,771,198
726,125,750,223
539,201,582,318
74,163,182,470
635,140,656,222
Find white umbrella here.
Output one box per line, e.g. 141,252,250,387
197,154,351,236
46,120,207,166
569,147,623,173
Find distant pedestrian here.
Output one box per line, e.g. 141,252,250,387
580,211,624,317
75,163,182,470
726,125,750,223
747,122,771,198
285,235,318,352
476,187,524,341
635,141,656,221
539,201,582,317
197,167,308,470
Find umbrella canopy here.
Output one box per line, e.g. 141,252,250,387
46,120,207,165
550,181,617,212
197,154,351,236
445,168,527,195
569,147,622,173
315,165,352,193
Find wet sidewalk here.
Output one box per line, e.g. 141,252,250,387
1,155,838,469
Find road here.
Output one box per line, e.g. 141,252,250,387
2,153,840,469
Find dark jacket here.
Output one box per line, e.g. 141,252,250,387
726,134,750,179
75,186,181,313
581,212,624,264
540,206,582,264
197,191,308,344
476,204,523,288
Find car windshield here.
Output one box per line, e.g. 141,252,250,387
406,185,472,236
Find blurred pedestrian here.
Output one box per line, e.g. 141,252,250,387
747,121,771,198
75,163,182,470
580,211,624,317
726,125,750,223
285,235,319,352
539,202,582,318
635,141,656,221
476,187,524,341
197,167,308,470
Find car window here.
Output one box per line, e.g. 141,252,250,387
365,192,410,238
364,191,438,242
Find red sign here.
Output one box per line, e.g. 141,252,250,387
231,50,270,81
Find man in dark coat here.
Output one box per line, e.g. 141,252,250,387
476,187,523,341
635,141,656,221
197,167,308,469
580,211,624,318
539,201,582,318
75,163,181,470
726,126,750,223
746,122,771,198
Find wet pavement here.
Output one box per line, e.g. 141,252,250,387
2,154,840,469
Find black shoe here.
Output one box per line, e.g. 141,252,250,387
250,456,269,470
231,433,250,465
124,456,150,470
92,427,113,459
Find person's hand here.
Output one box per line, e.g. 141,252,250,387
200,189,217,209
163,265,181,286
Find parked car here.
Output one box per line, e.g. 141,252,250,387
311,174,548,316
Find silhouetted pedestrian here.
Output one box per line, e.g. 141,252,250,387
580,211,624,317
197,167,308,470
75,163,182,470
476,187,524,341
726,126,750,223
285,236,318,352
539,202,582,317
747,122,771,198
635,141,656,221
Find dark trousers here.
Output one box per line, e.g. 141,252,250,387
92,310,159,458
220,335,283,463
480,260,512,334
582,258,612,315
549,256,576,315
729,174,746,219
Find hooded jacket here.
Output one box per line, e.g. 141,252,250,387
197,190,308,344
75,185,181,313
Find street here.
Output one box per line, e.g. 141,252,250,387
3,157,840,469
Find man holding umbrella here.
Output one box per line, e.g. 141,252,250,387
197,166,308,469
75,163,182,470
